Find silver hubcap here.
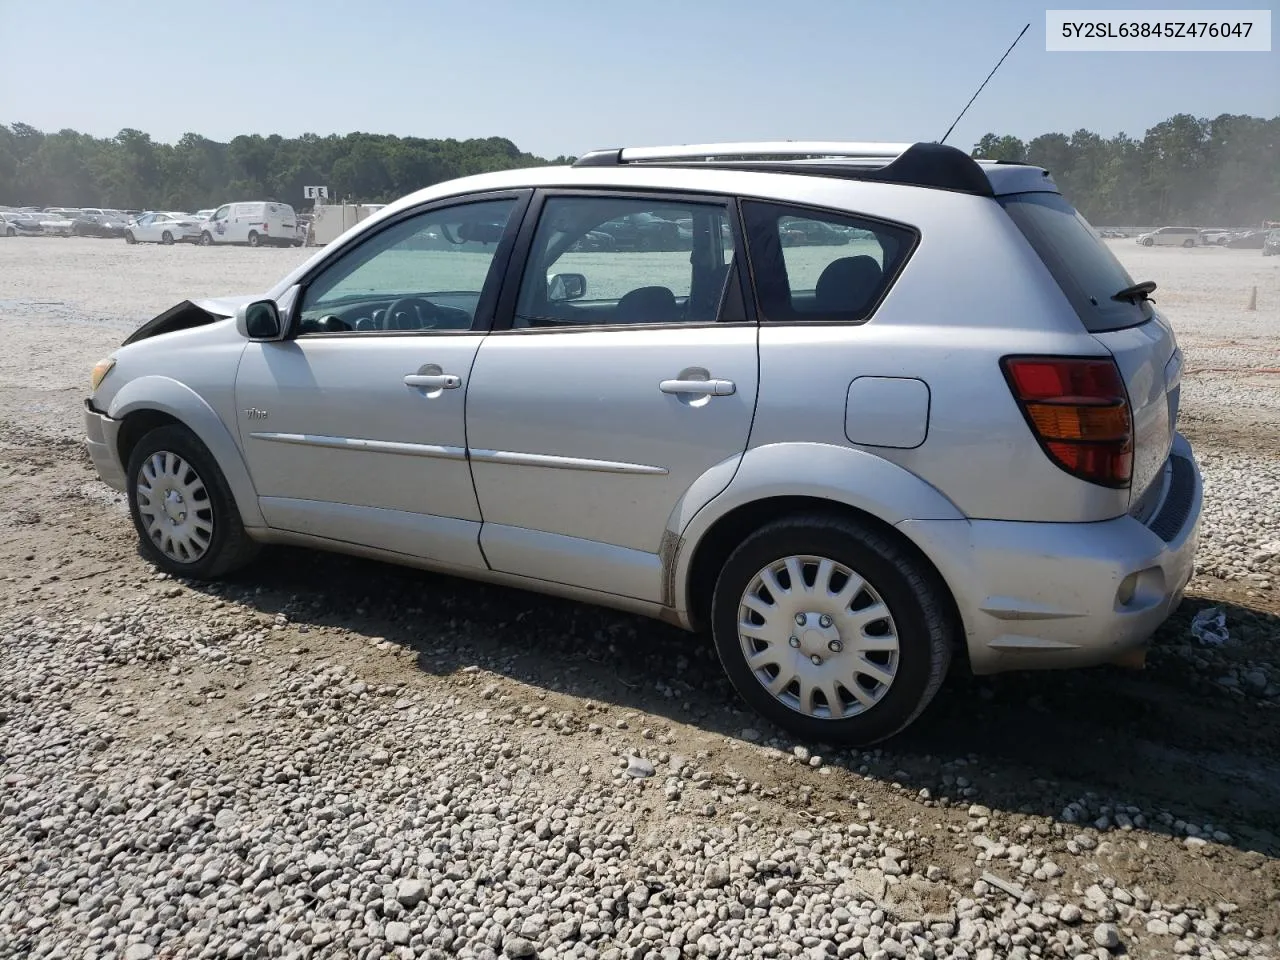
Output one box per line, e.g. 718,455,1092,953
135,451,213,563
738,555,900,719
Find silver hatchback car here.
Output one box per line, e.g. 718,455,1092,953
84,141,1202,744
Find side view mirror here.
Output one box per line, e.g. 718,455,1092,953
547,272,586,302
235,299,286,341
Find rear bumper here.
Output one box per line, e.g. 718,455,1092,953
84,400,126,492
900,434,1202,675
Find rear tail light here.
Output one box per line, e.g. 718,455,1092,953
262,222,268,232
1001,356,1133,488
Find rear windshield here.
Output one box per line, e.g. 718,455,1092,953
999,192,1151,333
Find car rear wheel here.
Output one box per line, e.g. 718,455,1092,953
1182,238,1195,248
161,230,174,245
711,513,954,746
126,425,259,580
247,231,260,248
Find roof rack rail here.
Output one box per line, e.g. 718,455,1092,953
572,141,995,197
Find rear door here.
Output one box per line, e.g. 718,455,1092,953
465,191,758,602
999,191,1177,502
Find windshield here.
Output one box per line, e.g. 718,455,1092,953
999,192,1151,333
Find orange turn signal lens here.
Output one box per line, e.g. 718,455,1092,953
1025,401,1130,441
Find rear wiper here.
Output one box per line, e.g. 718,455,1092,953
1112,280,1157,304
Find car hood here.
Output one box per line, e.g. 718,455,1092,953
121,293,260,346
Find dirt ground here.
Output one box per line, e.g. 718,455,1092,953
1,235,1278,954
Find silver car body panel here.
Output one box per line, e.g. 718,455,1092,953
85,152,1204,675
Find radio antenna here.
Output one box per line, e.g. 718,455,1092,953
939,23,1030,146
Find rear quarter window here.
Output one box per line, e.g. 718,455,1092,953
999,192,1150,333
740,200,916,324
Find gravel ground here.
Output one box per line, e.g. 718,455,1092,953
0,236,1277,960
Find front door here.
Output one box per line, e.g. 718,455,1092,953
234,193,528,566
466,192,758,602
206,204,232,243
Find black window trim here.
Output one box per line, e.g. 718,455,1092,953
285,188,534,340
488,187,758,336
735,195,921,328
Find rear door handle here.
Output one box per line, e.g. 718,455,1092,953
659,378,736,397
404,374,461,389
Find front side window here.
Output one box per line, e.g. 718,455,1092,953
740,200,915,324
296,197,518,335
211,205,229,221
513,196,740,328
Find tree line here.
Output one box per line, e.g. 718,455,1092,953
0,124,572,212
972,112,1278,227
1,112,1276,226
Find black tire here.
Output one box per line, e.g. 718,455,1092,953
711,513,954,746
4,227,14,238
1183,239,1195,248
1142,237,1154,246
161,230,174,245
247,231,260,248
125,425,259,580
199,231,213,246
124,230,136,244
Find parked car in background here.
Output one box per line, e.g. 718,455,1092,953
596,211,682,251
193,209,215,222
125,212,202,245
1263,229,1280,257
37,212,77,236
1135,226,1199,247
71,213,129,238
1198,228,1230,245
198,201,299,247
0,211,46,236
780,217,852,246
82,139,1201,745
1225,229,1267,249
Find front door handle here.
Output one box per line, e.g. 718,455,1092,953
404,373,461,390
659,378,736,397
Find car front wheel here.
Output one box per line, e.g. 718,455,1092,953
711,513,954,746
126,425,259,580
199,232,213,246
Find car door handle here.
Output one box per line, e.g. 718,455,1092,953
404,374,461,389
659,378,736,397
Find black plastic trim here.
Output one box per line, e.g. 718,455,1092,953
1149,454,1195,543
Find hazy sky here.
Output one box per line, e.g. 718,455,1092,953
1,0,1276,157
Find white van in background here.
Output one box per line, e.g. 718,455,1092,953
1134,226,1199,247
198,201,300,247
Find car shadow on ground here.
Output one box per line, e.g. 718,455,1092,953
187,543,1280,859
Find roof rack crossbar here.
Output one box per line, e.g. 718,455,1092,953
571,141,996,197
617,141,914,163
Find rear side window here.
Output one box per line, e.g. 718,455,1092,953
1000,192,1150,333
740,200,915,324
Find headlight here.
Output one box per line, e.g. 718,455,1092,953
90,357,116,393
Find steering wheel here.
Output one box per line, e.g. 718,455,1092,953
382,296,443,330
